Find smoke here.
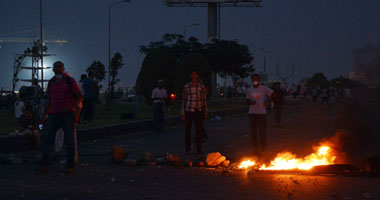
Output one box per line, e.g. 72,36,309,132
318,44,380,167
353,43,380,88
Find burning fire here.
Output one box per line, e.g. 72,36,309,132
238,159,256,169
238,145,336,170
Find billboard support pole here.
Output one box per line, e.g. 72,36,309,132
208,3,218,98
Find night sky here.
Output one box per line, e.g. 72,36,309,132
1,0,379,91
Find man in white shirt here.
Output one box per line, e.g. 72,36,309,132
14,94,25,122
152,79,168,132
246,74,274,154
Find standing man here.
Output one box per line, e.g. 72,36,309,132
151,79,168,132
82,71,96,123
246,74,274,154
38,61,82,174
182,71,208,155
272,82,285,127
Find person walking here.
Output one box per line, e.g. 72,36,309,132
321,88,329,105
273,82,285,127
182,70,208,155
246,74,274,154
38,61,82,174
151,79,167,132
82,72,96,123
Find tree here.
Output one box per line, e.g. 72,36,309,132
169,53,211,98
86,60,106,88
204,39,254,78
109,52,124,93
306,73,329,89
136,49,177,100
139,34,253,79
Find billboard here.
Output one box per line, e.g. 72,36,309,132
165,0,261,3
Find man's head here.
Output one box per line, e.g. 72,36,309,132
32,78,38,85
80,74,87,81
53,61,65,76
274,82,281,90
191,70,199,84
251,73,260,87
19,93,26,101
88,71,94,79
157,79,163,88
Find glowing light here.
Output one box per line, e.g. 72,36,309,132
238,159,256,169
259,145,336,170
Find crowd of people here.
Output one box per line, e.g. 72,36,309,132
8,59,355,173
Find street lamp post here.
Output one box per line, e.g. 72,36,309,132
183,23,200,39
108,0,130,91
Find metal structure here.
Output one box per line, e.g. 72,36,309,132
276,64,294,84
0,37,67,93
165,0,262,97
12,41,55,93
184,23,200,38
0,37,68,47
108,0,131,91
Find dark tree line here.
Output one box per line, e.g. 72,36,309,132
136,33,254,101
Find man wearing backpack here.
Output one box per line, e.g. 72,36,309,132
38,61,82,174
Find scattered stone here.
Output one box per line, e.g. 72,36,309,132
214,116,222,120
206,152,226,167
140,151,152,163
366,155,380,175
221,160,230,167
111,145,126,163
124,159,137,166
155,157,166,164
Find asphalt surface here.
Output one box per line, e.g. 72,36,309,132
1,101,380,200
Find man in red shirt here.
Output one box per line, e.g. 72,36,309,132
38,61,82,174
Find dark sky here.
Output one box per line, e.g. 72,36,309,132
1,0,380,90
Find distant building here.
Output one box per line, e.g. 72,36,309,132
349,71,379,88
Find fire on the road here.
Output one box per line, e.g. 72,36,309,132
238,160,256,169
239,145,337,170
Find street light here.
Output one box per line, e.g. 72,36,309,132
108,0,131,91
251,47,273,74
183,23,200,39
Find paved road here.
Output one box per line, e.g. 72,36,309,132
1,102,379,200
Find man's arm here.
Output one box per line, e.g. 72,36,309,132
246,90,255,105
62,91,83,113
41,98,51,124
181,85,187,120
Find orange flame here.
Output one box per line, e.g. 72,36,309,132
238,159,256,169
260,145,336,170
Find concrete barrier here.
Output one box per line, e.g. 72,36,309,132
0,107,246,153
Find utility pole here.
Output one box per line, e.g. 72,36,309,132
165,0,262,98
40,0,44,91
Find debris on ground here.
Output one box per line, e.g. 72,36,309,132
124,159,137,166
214,116,222,121
206,152,226,167
111,145,126,163
366,155,380,176
139,151,152,163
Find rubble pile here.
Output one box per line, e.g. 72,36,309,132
112,147,231,170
